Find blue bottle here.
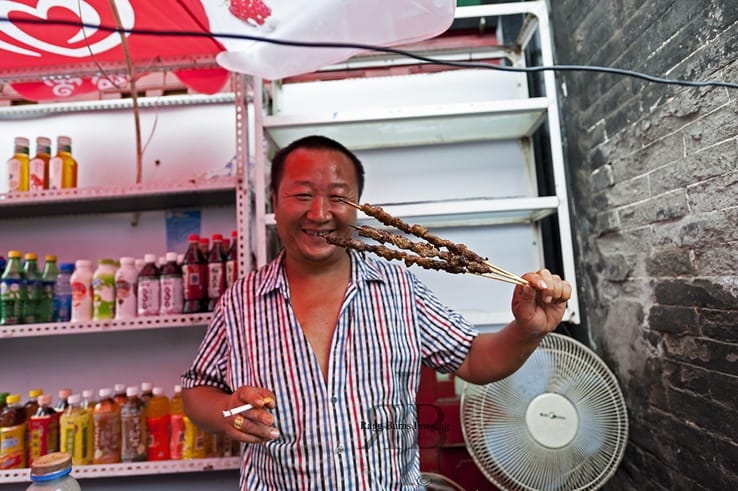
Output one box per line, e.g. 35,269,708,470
53,263,74,322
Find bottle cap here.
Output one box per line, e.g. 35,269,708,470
82,389,95,399
152,387,164,396
188,234,200,242
98,258,116,266
114,383,126,394
231,230,238,238
144,253,157,264
6,394,21,404
14,136,30,147
37,393,53,406
67,394,81,405
30,452,72,477
58,388,72,399
166,252,178,262
44,254,57,262
7,250,21,259
24,252,38,261
126,386,140,397
57,135,72,146
212,233,223,242
28,388,43,398
36,136,52,147
173,384,182,393
119,256,135,265
98,387,112,398
59,263,75,274
141,382,153,392
74,259,92,268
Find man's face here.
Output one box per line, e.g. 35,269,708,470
272,146,359,267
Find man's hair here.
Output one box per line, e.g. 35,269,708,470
270,135,365,198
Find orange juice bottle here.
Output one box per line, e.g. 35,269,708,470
28,136,51,191
59,394,93,465
0,393,26,469
93,388,121,464
145,387,170,461
6,136,30,192
169,385,184,460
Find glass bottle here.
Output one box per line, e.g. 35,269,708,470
28,136,51,191
7,136,30,193
49,136,77,190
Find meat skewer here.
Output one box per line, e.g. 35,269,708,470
337,197,528,285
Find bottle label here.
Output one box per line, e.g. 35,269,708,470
49,157,63,190
182,264,205,300
207,263,224,298
93,411,122,464
146,415,171,460
71,280,92,321
137,278,160,316
28,158,46,190
226,260,237,289
60,410,93,465
93,274,116,320
115,277,137,319
7,158,21,192
170,413,185,460
0,423,26,469
120,404,146,462
0,278,25,325
160,277,184,315
28,413,60,465
183,416,206,459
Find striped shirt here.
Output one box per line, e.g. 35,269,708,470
181,249,478,490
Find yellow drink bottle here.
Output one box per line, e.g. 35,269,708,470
28,136,51,191
49,136,77,190
59,394,93,465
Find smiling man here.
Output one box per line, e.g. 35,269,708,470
181,135,571,490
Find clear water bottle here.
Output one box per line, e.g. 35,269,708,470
53,263,74,322
26,451,81,490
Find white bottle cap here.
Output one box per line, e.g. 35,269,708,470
173,384,182,393
166,252,178,262
126,386,140,397
67,394,81,405
98,387,112,398
120,257,135,266
144,253,157,264
141,382,153,392
152,387,164,396
82,389,95,399
114,383,126,393
75,259,92,268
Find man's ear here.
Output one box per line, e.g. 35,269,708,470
271,191,277,211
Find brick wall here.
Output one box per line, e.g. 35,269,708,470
549,1,737,489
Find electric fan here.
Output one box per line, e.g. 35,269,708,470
460,333,628,491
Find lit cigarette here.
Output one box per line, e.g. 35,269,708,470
222,398,273,418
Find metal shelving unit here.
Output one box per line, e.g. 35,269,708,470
249,1,580,325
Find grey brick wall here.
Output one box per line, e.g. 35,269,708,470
550,1,737,489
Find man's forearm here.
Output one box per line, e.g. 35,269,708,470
182,385,231,434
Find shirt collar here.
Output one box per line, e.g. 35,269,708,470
256,248,385,298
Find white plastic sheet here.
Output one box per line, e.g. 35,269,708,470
201,0,456,80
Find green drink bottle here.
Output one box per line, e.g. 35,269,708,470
1,251,27,325
23,252,43,324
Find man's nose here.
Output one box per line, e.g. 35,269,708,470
307,196,331,221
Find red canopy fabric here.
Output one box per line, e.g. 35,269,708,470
0,0,228,101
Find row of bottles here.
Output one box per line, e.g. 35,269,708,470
6,136,78,193
0,384,240,470
0,231,239,326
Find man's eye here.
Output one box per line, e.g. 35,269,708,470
331,195,347,202
295,193,312,200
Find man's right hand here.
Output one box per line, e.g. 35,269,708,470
223,386,279,443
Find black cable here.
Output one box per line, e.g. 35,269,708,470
1,16,737,90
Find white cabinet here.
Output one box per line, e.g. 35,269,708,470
248,1,579,329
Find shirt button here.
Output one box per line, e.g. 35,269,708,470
336,446,344,453
331,397,338,404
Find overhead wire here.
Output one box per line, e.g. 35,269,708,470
0,16,737,90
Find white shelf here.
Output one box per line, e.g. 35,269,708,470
0,177,239,218
0,457,239,483
265,196,559,229
0,313,213,339
263,97,548,150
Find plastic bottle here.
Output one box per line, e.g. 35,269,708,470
49,136,77,190
53,263,74,323
0,393,27,469
24,388,43,420
70,259,93,322
23,253,43,324
92,388,121,464
140,382,154,405
137,254,160,317
54,389,72,414
27,394,60,466
120,386,147,462
169,385,185,460
1,250,27,325
92,259,117,320
160,252,184,315
182,415,207,460
226,229,238,289
182,234,207,313
39,255,58,323
80,389,96,412
7,136,30,193
26,451,81,491
59,394,93,465
145,387,170,461
207,234,227,312
0,393,8,412
115,257,138,320
111,384,126,407
28,136,51,191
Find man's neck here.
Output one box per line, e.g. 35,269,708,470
284,251,351,286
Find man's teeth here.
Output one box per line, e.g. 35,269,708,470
306,231,331,237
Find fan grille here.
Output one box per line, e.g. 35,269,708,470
460,333,628,491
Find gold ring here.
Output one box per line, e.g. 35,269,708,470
233,415,244,431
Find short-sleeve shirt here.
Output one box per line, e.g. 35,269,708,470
181,249,478,490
